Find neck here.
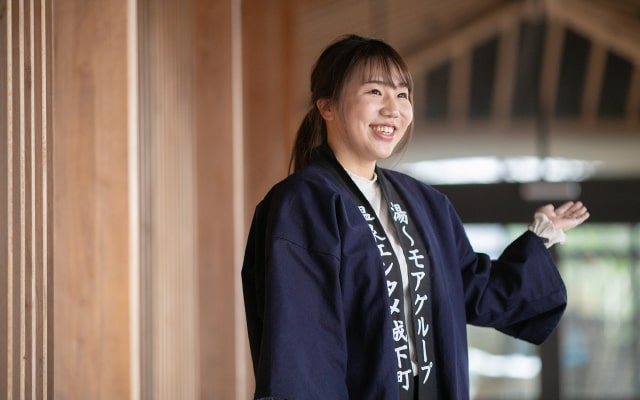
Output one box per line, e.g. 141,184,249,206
329,149,376,180
344,165,376,180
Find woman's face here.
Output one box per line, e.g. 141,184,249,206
322,65,413,178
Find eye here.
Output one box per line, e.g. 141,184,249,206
398,92,409,99
369,88,382,95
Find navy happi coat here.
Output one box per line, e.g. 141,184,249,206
242,162,567,400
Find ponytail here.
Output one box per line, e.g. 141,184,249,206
288,107,326,174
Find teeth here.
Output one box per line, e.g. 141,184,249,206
374,126,394,135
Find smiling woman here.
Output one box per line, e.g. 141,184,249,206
241,34,590,400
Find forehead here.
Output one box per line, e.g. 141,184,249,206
349,58,411,88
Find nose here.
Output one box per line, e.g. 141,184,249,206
381,96,400,117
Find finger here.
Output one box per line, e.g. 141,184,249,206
573,206,588,217
561,202,589,220
569,204,589,220
554,201,576,215
560,211,590,230
575,211,590,222
566,201,585,214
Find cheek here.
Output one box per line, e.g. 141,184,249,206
402,105,414,125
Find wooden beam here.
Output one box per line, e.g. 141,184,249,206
435,178,640,223
581,41,607,127
404,0,527,73
449,50,471,126
493,18,519,124
539,21,564,116
545,0,640,64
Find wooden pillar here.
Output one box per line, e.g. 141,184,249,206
52,1,132,398
240,3,295,392
137,1,200,398
193,0,246,397
1,0,53,398
47,0,292,398
242,0,295,212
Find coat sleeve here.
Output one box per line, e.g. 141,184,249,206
242,197,349,400
450,203,567,345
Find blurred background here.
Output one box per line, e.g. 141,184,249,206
1,0,639,399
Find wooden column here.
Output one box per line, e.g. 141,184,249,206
49,0,292,398
240,3,295,392
52,1,132,398
138,0,255,398
1,0,53,398
138,0,200,398
192,0,241,397
242,0,295,212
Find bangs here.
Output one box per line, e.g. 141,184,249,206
358,56,413,94
323,36,414,101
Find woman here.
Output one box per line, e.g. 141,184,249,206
242,34,589,400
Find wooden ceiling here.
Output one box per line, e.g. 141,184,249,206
291,0,640,178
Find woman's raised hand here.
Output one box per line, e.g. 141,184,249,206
536,201,590,231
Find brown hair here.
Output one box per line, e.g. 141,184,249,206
289,34,414,173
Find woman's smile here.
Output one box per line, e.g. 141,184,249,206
372,124,396,138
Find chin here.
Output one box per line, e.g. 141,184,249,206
379,146,398,159
374,152,394,161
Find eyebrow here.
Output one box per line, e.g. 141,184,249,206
363,79,410,89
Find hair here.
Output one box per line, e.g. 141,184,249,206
289,34,414,173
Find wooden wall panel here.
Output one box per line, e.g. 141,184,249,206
138,0,199,398
240,1,295,394
0,0,6,391
193,0,297,397
192,0,239,397
50,0,255,398
1,0,52,398
52,1,131,399
243,0,295,211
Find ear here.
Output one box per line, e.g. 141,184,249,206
316,98,335,121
